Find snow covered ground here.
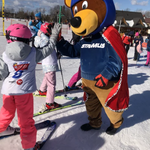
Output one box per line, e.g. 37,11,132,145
0,28,150,150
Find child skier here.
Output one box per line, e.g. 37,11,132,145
29,12,43,37
33,22,62,113
0,23,61,150
67,32,81,90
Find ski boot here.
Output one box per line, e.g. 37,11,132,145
0,125,20,137
39,102,62,113
33,90,47,96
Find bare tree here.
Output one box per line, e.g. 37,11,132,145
144,11,150,18
1,5,71,23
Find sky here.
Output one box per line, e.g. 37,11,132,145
0,0,150,13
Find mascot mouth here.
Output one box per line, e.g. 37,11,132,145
78,29,86,34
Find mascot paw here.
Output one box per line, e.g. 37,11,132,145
94,74,108,88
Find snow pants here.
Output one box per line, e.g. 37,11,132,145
134,45,140,61
82,78,124,129
0,94,37,149
40,71,56,104
68,66,81,87
124,43,130,54
146,51,150,65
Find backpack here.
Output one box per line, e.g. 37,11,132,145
137,41,142,54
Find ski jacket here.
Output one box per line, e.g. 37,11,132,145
34,33,58,73
122,35,131,45
1,49,37,95
0,40,56,95
57,26,129,111
134,36,143,47
145,38,150,52
29,20,43,36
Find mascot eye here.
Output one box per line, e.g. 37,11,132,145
74,6,78,14
82,1,88,9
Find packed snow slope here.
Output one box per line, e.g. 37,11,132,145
0,33,150,150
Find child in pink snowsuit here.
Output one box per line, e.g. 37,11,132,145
67,32,81,89
68,66,81,88
0,23,61,150
34,22,61,113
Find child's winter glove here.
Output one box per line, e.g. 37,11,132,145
50,23,62,43
94,74,108,88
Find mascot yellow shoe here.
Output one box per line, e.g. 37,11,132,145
57,0,129,135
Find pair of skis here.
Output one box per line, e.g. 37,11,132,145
33,85,81,101
0,120,56,150
33,94,78,101
55,84,82,94
34,100,83,117
33,85,83,117
34,121,56,150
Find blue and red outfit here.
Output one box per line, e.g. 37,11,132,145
57,26,128,111
62,0,129,131
57,33,122,81
57,26,129,129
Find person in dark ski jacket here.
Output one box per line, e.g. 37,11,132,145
133,32,143,61
122,32,131,54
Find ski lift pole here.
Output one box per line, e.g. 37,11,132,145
59,6,61,24
2,0,5,36
57,6,67,96
58,6,64,24
118,20,121,33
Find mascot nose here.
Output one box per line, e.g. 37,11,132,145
70,17,81,28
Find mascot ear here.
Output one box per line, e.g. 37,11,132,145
64,0,71,8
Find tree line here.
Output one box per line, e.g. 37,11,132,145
0,5,72,23
1,5,150,23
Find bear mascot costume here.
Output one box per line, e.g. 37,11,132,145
56,0,129,135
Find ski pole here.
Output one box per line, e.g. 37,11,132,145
57,54,67,97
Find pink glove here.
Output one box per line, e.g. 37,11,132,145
37,30,42,37
94,74,108,88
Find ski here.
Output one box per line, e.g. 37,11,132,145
34,121,56,150
35,120,51,130
33,93,78,101
34,100,83,117
0,120,51,140
0,127,20,140
55,95,78,100
55,84,82,94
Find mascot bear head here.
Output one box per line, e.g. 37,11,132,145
64,0,116,36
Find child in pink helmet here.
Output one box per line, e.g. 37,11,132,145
0,23,61,150
33,22,62,113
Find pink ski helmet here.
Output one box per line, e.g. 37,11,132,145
40,22,54,36
6,24,32,43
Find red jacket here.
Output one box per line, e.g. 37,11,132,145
122,34,131,45
103,26,129,112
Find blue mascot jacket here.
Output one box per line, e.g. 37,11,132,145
56,32,122,81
